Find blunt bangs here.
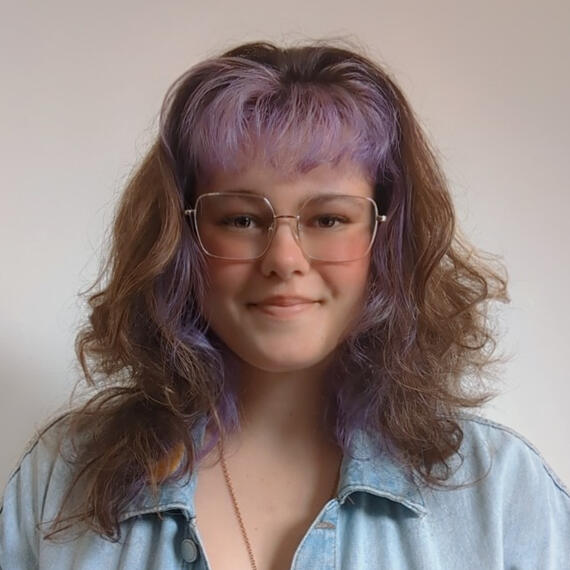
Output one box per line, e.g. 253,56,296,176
162,56,399,189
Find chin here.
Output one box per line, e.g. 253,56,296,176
240,345,337,375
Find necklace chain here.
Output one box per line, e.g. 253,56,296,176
218,441,341,570
219,443,258,570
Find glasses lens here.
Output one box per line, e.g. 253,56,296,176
194,193,378,262
299,196,377,261
195,194,273,259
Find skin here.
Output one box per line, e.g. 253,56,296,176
193,158,375,570
195,157,376,438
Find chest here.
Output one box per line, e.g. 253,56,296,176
193,457,339,570
36,493,511,570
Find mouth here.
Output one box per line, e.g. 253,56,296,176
247,297,321,319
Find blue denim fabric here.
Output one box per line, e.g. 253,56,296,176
1,414,569,569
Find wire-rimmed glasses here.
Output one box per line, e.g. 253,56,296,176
184,192,387,262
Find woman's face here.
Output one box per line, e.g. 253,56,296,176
196,159,374,375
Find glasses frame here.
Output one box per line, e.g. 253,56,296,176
184,191,387,262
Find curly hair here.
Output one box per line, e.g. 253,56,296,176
48,39,508,540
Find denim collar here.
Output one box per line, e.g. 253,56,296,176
336,429,427,517
118,425,426,522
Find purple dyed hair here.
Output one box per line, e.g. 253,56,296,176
47,40,508,540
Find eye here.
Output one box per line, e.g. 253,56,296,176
226,215,253,228
312,214,348,229
220,214,265,231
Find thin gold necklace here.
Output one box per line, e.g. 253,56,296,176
219,443,258,570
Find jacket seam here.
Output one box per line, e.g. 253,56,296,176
456,412,570,498
0,413,70,511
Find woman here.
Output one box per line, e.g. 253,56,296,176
1,40,568,569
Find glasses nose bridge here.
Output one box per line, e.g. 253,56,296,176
266,212,304,249
270,213,300,235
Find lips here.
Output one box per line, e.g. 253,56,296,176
248,295,320,318
255,295,316,307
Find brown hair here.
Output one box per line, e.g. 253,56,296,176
48,39,508,540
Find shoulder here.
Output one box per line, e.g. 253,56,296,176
0,414,89,568
4,413,74,473
1,414,77,526
453,412,569,498
433,412,570,549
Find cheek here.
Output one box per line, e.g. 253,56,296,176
321,257,371,303
202,260,251,315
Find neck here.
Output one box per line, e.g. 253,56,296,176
232,359,333,449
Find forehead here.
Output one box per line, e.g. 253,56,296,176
196,158,375,202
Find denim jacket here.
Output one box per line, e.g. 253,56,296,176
1,414,569,569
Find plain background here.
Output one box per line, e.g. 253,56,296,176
1,0,569,490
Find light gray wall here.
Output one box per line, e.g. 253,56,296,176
1,0,569,488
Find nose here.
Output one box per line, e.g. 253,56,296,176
259,216,311,279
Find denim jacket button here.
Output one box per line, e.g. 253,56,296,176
181,538,198,563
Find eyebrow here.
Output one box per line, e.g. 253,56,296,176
221,188,262,195
213,187,355,197
213,187,363,207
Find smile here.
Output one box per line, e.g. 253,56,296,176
248,300,320,319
